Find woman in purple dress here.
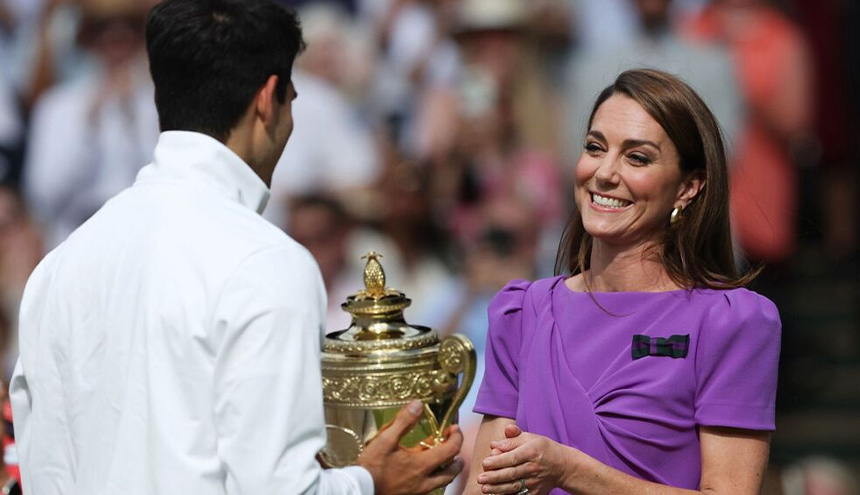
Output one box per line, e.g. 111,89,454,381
463,69,780,495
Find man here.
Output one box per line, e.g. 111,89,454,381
9,1,463,494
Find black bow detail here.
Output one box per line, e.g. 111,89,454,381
632,334,690,360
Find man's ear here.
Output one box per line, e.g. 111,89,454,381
255,75,281,130
677,171,705,209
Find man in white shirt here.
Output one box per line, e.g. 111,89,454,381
8,1,463,494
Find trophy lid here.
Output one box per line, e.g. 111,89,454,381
323,252,439,353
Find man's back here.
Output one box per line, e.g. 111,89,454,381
11,132,330,494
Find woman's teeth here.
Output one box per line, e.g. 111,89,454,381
592,193,631,208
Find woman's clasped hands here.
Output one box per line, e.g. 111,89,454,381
477,424,576,495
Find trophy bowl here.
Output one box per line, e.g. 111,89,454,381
320,252,477,494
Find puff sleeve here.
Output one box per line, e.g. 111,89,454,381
694,289,782,431
473,279,532,418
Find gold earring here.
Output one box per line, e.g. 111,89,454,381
670,206,682,225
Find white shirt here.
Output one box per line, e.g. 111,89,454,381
10,131,374,495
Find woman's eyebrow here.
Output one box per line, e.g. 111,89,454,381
586,130,607,142
586,131,661,151
622,138,661,151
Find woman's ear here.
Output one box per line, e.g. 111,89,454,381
677,172,705,209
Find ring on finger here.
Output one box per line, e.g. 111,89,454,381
517,478,529,495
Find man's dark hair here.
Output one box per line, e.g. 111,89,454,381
146,0,304,142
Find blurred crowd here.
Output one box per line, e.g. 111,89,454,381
0,0,858,493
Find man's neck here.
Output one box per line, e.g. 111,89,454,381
224,121,273,187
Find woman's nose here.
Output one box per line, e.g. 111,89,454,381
594,155,620,184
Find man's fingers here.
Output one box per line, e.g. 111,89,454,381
376,400,424,448
419,425,463,472
419,457,465,494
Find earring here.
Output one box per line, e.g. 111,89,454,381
670,206,682,225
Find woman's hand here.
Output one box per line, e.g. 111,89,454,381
477,424,575,495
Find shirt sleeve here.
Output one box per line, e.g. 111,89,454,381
212,244,372,495
473,279,532,419
694,289,782,431
10,250,75,495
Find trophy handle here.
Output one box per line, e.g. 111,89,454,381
436,334,477,441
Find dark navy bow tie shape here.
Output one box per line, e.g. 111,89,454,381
632,334,690,360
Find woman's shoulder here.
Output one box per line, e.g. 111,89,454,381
694,287,781,335
696,287,778,314
490,276,565,311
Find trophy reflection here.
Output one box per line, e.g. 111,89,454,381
320,252,476,494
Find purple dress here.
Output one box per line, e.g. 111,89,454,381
473,276,781,493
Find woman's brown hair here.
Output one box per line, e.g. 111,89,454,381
555,68,758,289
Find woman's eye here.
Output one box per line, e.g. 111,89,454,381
628,153,652,165
584,142,603,154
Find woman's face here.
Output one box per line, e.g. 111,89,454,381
574,94,700,249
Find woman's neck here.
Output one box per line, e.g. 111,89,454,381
572,240,680,293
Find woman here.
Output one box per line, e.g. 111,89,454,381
463,69,781,495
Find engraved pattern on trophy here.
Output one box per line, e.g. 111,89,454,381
321,369,457,407
322,332,439,353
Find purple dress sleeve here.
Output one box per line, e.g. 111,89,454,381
473,279,533,418
694,289,782,430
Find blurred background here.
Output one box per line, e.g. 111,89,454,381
0,0,857,493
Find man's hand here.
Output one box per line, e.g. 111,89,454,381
357,400,464,495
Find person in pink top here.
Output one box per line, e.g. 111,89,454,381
684,0,814,263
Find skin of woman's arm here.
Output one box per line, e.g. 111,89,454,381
462,416,517,495
467,421,771,495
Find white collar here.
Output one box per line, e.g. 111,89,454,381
139,131,270,214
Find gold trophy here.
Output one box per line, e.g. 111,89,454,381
320,252,477,494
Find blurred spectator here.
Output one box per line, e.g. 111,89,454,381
792,0,857,261
292,2,376,101
0,76,22,184
276,0,359,17
19,0,91,111
0,186,41,378
565,0,638,52
781,457,860,495
686,0,814,264
264,3,380,230
23,0,158,249
452,0,561,156
287,153,462,333
266,69,380,229
287,194,357,330
565,0,743,163
0,1,11,32
372,146,459,328
360,0,461,159
0,0,57,96
437,0,564,259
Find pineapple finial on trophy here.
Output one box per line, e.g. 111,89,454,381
361,251,387,299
